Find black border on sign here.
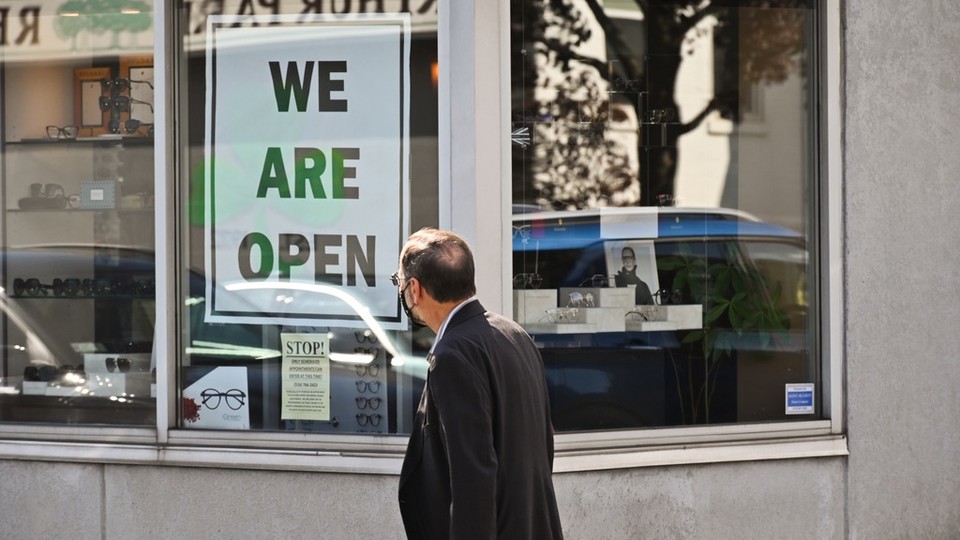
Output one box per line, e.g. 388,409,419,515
207,17,409,325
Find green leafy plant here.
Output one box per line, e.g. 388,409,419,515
658,241,792,423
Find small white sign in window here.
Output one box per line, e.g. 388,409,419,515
785,383,815,415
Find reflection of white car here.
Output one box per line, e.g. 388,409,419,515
220,281,423,372
186,280,427,434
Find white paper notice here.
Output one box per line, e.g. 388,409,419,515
281,333,331,421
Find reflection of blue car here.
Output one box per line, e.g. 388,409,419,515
512,207,811,430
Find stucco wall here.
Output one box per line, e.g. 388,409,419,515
843,1,960,538
0,458,844,539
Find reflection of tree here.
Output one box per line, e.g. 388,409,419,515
54,1,92,48
54,0,152,49
513,0,808,208
531,72,636,209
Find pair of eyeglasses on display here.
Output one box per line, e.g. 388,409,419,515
108,118,154,136
45,125,78,139
356,413,382,427
56,365,87,386
23,364,58,382
566,291,595,308
200,388,247,410
99,95,154,113
12,278,51,297
355,330,378,344
512,273,543,289
356,380,381,394
353,346,380,358
49,278,108,297
105,357,131,373
653,288,683,305
355,396,382,410
355,362,380,377
625,306,659,322
99,77,154,92
542,307,580,323
29,182,65,199
578,274,610,287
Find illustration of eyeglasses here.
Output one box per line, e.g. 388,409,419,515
200,388,247,410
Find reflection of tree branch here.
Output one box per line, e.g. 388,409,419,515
543,38,607,74
676,98,717,136
677,4,719,36
579,0,642,84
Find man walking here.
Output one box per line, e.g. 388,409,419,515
395,228,563,539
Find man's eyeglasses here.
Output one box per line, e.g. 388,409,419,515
200,388,247,410
390,272,411,288
46,125,78,139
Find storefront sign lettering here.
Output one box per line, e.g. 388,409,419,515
205,13,409,328
237,232,375,286
0,6,39,46
280,333,331,421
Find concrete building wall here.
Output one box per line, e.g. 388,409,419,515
843,1,960,538
0,458,844,539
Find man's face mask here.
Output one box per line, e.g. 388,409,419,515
393,272,425,327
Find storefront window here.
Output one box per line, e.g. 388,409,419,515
511,0,819,430
0,5,156,425
175,2,438,433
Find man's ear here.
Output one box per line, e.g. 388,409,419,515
408,277,422,304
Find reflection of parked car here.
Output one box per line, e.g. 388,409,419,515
185,281,426,434
512,207,811,430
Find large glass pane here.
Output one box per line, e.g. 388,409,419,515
511,0,818,430
0,5,156,424
176,2,438,433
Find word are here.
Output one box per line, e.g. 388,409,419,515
239,233,375,286
256,147,360,199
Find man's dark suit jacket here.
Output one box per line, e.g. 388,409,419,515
398,300,563,539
